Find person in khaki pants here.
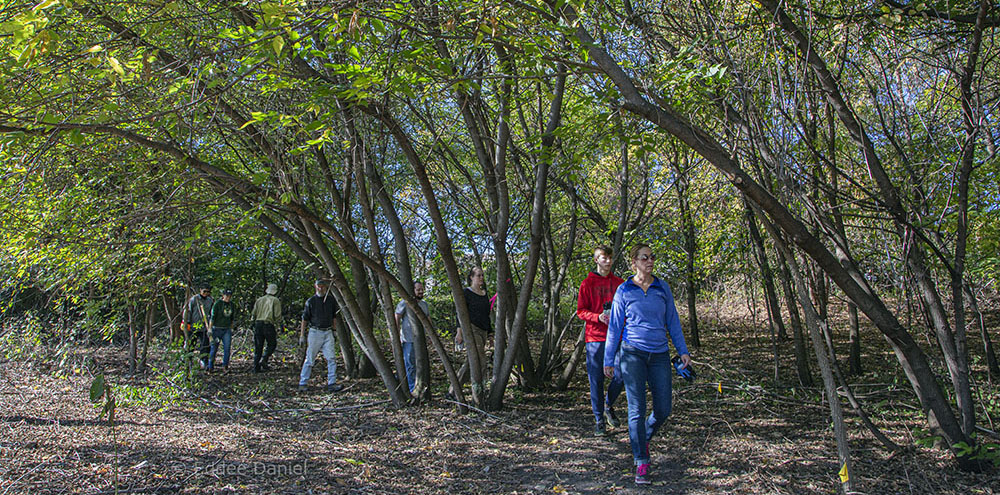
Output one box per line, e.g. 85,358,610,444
251,283,282,373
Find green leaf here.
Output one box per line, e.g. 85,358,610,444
89,374,105,402
347,45,361,62
272,36,285,56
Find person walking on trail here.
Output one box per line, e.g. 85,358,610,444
182,284,214,369
207,289,236,373
577,245,625,436
452,267,491,397
298,279,342,393
605,243,692,485
250,283,282,373
395,281,429,393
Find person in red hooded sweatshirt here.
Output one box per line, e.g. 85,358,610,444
576,245,625,436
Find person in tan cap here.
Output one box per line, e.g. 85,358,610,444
251,283,282,373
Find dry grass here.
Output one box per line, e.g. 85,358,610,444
1,313,998,494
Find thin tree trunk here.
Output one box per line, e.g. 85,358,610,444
127,304,137,375
772,230,813,387
949,0,990,438
965,284,1000,381
486,66,566,410
163,290,181,342
140,301,153,372
823,104,862,376
674,160,700,347
772,235,854,493
745,199,782,382
555,325,587,390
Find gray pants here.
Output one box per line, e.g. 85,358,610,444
299,328,337,386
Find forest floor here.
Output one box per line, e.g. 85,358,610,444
1,311,999,494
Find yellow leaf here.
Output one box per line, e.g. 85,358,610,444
34,0,60,12
85,44,103,53
549,438,558,445
718,382,723,393
838,463,849,483
108,56,124,76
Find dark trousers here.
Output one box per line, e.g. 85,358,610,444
187,326,210,361
253,321,277,370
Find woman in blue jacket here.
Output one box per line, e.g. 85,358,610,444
604,243,692,485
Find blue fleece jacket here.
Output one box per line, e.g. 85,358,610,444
604,276,689,362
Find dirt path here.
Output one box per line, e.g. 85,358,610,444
1,339,996,494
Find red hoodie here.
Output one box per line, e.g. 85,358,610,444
576,271,624,343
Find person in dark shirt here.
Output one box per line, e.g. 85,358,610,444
207,289,236,372
454,267,491,395
182,284,213,369
298,279,342,393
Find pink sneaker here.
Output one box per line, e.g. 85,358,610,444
635,463,651,485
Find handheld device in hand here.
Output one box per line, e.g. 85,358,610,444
672,356,695,382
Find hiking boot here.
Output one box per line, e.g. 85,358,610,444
606,406,621,428
594,422,606,437
261,363,271,372
634,463,651,485
327,383,344,393
297,384,307,393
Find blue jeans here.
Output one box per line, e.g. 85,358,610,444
402,342,415,393
586,341,623,424
300,328,337,386
208,327,232,369
621,342,672,465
